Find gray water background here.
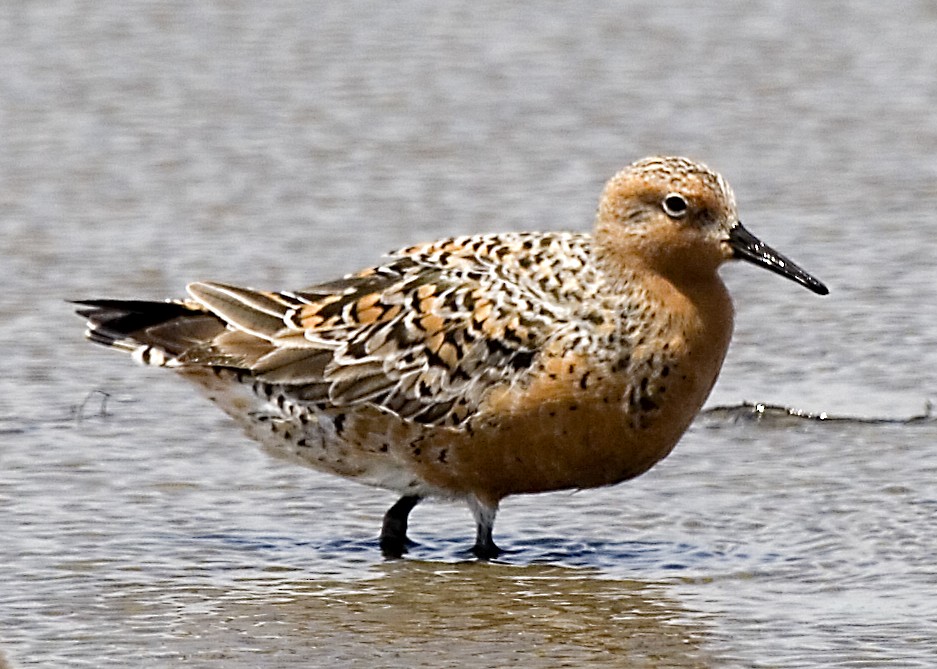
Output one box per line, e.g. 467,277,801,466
2,2,937,666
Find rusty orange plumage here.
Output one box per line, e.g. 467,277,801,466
76,156,827,559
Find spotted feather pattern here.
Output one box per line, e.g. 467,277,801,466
174,232,627,427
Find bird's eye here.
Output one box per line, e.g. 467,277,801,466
662,193,689,218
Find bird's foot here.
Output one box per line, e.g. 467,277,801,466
471,537,503,561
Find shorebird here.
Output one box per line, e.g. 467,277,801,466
76,156,828,560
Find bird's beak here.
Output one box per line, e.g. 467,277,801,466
728,223,829,295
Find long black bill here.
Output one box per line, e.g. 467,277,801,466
728,223,829,295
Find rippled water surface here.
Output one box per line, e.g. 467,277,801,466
3,2,937,667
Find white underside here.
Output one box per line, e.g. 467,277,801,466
180,368,451,500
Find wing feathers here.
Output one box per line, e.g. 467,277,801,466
82,234,592,426
187,281,291,338
251,348,332,384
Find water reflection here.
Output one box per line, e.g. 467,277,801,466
104,561,721,667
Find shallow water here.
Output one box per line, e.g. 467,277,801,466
3,2,937,667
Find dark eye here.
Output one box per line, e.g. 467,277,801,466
662,193,688,218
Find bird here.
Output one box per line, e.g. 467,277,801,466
75,156,828,560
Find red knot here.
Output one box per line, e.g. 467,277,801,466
76,156,828,559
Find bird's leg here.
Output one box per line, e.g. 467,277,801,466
468,496,501,560
379,495,421,558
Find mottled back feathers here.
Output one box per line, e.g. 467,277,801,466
81,232,621,428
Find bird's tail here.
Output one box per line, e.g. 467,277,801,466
74,299,226,367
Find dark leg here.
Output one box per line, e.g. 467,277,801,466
379,495,421,558
469,497,501,560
